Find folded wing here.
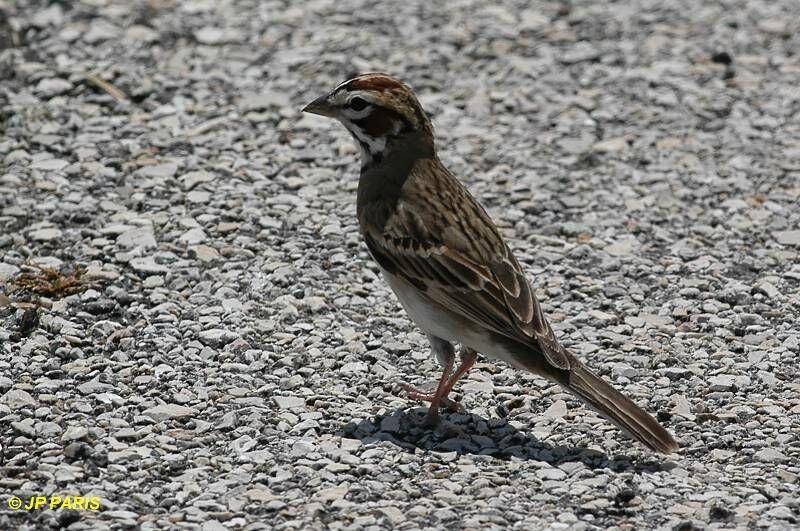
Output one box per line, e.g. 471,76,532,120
362,179,573,371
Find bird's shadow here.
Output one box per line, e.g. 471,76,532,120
337,407,672,474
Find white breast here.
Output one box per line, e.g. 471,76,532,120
381,269,527,369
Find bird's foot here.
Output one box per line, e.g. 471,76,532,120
398,382,465,413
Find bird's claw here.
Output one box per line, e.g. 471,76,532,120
398,381,464,413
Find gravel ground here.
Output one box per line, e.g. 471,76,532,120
1,0,799,529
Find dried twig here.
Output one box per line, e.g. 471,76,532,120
84,72,130,103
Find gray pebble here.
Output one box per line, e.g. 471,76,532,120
1,389,36,409
143,404,197,421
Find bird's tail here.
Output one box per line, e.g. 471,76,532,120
563,362,678,454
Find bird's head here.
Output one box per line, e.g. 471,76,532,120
303,73,434,167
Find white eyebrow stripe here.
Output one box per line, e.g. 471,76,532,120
331,89,379,111
334,78,353,91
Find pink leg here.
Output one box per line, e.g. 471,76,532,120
401,347,478,425
439,348,478,399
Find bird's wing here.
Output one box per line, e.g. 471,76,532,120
362,171,573,371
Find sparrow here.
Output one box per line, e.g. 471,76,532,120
303,73,678,454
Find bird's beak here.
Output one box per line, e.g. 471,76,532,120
302,95,336,118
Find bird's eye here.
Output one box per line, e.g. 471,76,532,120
348,97,368,111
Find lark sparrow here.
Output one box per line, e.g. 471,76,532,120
303,73,677,454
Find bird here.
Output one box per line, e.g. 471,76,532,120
303,73,678,454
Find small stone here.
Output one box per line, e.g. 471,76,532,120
537,467,567,481
143,276,164,288
29,227,63,241
101,224,136,236
767,506,796,520
83,20,119,43
384,341,412,353
291,439,316,457
244,489,277,502
61,426,89,442
30,158,70,171
641,314,673,326
216,411,238,430
755,448,788,463
129,256,169,275
605,238,636,256
709,375,736,392
187,190,211,203
37,421,63,438
661,368,692,380
63,442,91,460
117,227,156,249
125,25,159,43
1,389,37,409
274,396,305,409
544,400,567,419
742,334,767,346
305,296,327,312
265,500,287,511
106,510,139,521
340,361,368,374
77,380,112,394
559,135,594,154
710,449,735,461
180,170,214,190
671,395,694,420
0,263,20,281
202,521,228,531
774,230,800,246
34,79,72,98
758,18,789,36
317,484,349,501
379,416,401,433
593,137,628,152
195,27,228,45
115,428,140,441
340,439,361,453
461,380,494,393
377,506,406,524
179,228,207,244
777,470,798,484
239,450,274,464
198,328,239,347
221,298,243,313
758,371,777,387
612,363,638,379
137,163,178,179
189,245,220,262
143,404,197,421
755,281,780,299
588,309,617,324
12,418,37,437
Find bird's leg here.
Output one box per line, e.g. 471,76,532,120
439,347,478,399
420,346,478,424
402,357,453,426
399,336,456,422
400,340,478,425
